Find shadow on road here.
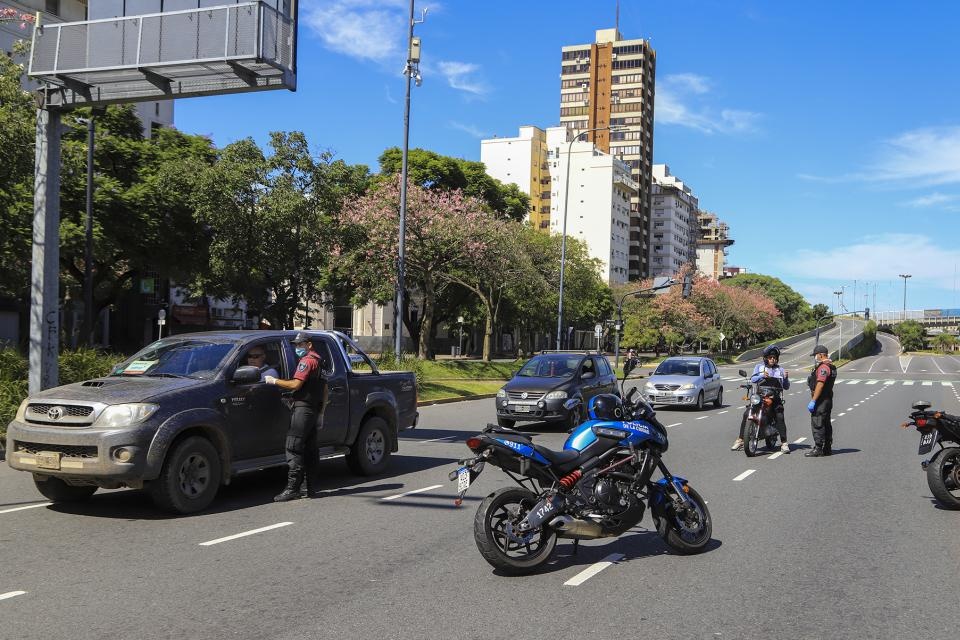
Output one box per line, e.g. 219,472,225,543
399,427,484,442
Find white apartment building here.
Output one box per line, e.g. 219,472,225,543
480,125,551,230
696,211,734,280
547,126,636,285
1,0,174,136
650,164,699,277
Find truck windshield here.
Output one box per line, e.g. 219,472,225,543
112,339,234,379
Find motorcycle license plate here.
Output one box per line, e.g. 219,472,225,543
457,467,471,493
918,428,938,455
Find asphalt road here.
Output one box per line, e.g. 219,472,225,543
3,329,959,640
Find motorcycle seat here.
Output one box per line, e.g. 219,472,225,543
531,444,580,466
484,424,533,443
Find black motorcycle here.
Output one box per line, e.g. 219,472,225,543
902,400,960,509
737,369,783,457
449,359,712,575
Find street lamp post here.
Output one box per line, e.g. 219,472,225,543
457,315,464,357
899,274,912,322
395,1,425,360
556,125,618,349
833,290,844,359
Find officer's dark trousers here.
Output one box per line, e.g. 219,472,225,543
285,404,319,490
810,399,833,447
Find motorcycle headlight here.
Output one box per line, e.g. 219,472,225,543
93,403,159,428
750,394,761,405
545,390,567,400
496,389,507,398
14,399,29,422
680,383,695,390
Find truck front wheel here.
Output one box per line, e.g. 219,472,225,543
347,417,391,476
148,436,221,514
33,475,97,502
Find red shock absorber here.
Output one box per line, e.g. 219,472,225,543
559,469,582,489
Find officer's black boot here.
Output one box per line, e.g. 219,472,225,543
301,472,315,499
822,441,832,456
274,470,303,502
804,444,824,458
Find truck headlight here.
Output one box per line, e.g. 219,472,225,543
496,389,507,398
545,390,567,400
14,399,28,422
94,403,159,428
680,383,695,390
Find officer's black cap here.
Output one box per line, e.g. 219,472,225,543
291,331,312,345
811,345,829,356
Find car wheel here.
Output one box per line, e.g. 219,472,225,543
149,436,221,514
714,387,723,408
695,391,705,411
566,404,582,431
347,417,391,476
33,475,97,503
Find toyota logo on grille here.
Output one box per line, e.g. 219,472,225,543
521,392,528,399
47,406,64,421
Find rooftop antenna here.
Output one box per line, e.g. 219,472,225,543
615,0,620,34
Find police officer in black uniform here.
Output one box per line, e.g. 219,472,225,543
805,344,837,457
264,332,328,500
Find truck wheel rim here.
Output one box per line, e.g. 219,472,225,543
365,430,385,464
178,453,210,497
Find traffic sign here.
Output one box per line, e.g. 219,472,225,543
594,323,603,337
719,332,725,341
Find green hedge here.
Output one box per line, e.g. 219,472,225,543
0,348,124,441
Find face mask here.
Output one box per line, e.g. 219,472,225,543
295,347,307,358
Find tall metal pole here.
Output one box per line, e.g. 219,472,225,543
29,107,62,394
82,116,94,346
395,0,416,359
556,126,608,349
899,273,911,322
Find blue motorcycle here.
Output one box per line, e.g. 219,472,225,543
450,359,712,575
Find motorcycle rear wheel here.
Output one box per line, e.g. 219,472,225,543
927,447,960,509
744,421,759,457
474,487,557,575
655,485,712,554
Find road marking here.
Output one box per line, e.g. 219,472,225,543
665,423,682,428
718,410,729,414
944,382,954,387
866,380,879,385
0,502,51,515
199,522,293,547
900,356,912,373
847,380,861,385
696,416,709,420
794,437,807,444
922,381,933,386
838,412,846,417
884,380,896,385
381,484,444,501
904,381,915,386
418,436,456,443
768,451,784,460
564,553,625,586
0,591,26,601
733,470,756,482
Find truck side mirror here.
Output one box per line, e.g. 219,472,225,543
233,365,261,385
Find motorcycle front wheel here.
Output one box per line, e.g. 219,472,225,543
927,447,960,509
744,419,760,457
474,487,557,575
654,485,712,554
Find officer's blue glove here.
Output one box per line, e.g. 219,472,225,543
807,400,816,413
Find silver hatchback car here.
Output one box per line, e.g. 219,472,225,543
642,356,723,410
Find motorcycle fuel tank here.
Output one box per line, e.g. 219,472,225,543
564,419,665,451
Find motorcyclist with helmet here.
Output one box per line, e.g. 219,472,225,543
731,344,791,453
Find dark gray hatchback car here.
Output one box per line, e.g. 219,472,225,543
6,330,417,513
495,352,618,430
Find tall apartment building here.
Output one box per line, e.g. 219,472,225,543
546,126,635,285
696,211,734,280
650,164,699,277
1,0,174,136
559,28,656,281
480,126,551,230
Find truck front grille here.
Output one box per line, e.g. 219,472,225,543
25,403,95,425
14,441,99,459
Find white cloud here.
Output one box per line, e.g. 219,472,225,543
447,121,487,138
901,192,959,208
782,233,960,289
436,60,488,96
303,1,406,63
654,74,761,134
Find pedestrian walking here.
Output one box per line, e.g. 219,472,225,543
265,332,328,500
805,344,837,457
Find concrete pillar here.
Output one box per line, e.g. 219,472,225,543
29,108,61,394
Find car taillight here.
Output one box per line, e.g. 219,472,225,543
466,437,482,450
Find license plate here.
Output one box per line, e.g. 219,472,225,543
457,467,471,493
513,405,531,413
919,428,938,455
36,451,61,470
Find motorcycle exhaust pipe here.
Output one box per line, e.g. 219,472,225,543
549,515,607,540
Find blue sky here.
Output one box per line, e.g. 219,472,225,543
174,0,960,314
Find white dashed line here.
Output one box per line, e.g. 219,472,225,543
696,416,709,420
665,423,682,428
0,591,26,601
733,470,756,482
838,412,846,417
417,436,456,443
768,451,784,460
922,382,934,386
0,502,51,515
199,522,294,547
904,381,915,386
564,553,625,586
381,484,444,501
794,437,807,444
718,410,729,414
943,382,954,387
866,380,879,385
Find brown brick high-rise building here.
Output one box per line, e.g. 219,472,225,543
559,28,656,280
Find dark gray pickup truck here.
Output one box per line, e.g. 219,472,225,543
6,330,417,513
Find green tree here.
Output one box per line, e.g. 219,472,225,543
895,320,926,352
726,273,813,331
931,332,957,353
812,303,830,320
